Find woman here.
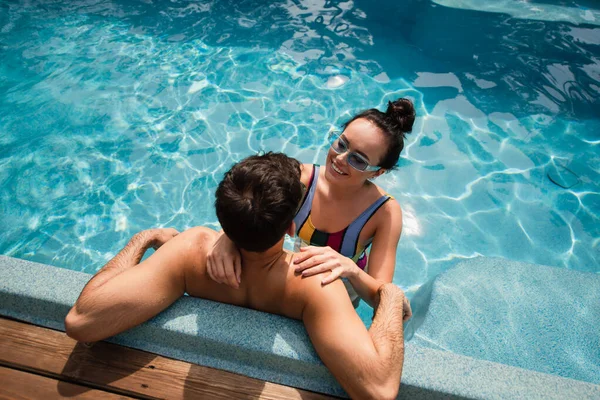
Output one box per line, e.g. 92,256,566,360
208,98,415,308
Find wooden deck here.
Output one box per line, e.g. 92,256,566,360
0,317,336,399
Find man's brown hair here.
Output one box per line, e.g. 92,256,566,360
215,152,302,252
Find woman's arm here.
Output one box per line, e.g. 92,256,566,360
361,199,403,286
294,199,406,310
294,247,393,309
348,199,403,306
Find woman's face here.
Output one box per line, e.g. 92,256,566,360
325,118,388,183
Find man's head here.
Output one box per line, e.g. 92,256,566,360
215,152,303,252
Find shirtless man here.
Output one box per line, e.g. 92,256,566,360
65,152,411,399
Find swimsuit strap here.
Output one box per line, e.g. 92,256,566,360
339,194,391,258
293,164,391,263
293,164,319,235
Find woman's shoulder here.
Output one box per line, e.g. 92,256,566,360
364,188,402,238
369,183,402,217
300,163,315,185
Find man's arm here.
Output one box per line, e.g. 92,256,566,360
302,282,405,400
74,228,178,297
64,228,198,343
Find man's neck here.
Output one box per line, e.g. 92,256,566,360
239,240,288,270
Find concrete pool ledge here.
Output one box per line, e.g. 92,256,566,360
1,255,599,399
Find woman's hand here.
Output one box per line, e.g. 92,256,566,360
293,246,360,285
206,232,242,289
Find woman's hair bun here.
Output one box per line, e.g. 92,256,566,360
385,98,416,134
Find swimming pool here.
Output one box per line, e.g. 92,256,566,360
1,0,599,388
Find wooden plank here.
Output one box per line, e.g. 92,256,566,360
0,366,134,400
0,318,336,400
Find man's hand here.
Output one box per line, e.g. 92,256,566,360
376,283,412,322
146,228,180,250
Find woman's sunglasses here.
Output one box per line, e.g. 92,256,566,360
328,131,380,172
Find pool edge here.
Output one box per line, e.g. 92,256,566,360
1,255,599,399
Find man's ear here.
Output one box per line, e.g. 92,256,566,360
286,221,296,237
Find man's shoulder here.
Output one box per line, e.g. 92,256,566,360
173,226,218,258
284,261,352,314
182,226,218,239
174,226,216,240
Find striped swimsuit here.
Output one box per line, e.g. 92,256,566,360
293,165,391,270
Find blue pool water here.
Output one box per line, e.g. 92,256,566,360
0,0,599,376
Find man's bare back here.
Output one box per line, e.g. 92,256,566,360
65,153,408,399
182,227,352,321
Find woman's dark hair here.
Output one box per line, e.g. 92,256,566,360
342,98,416,169
215,152,303,252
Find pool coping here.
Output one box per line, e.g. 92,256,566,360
1,255,599,399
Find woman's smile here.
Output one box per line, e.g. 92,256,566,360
330,160,347,176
